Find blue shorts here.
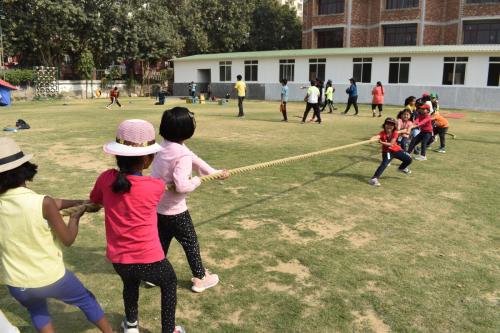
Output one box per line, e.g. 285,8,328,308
8,270,104,330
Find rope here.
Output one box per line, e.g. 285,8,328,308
60,137,378,216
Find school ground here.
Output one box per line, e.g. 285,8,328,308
0,98,499,333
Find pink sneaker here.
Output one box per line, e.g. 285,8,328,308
173,326,186,333
191,269,219,293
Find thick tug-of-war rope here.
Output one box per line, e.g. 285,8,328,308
61,129,457,217
60,138,379,216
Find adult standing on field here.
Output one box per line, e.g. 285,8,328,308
371,81,385,118
301,80,321,124
343,78,359,116
234,75,246,117
106,87,122,110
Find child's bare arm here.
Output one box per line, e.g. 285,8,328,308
52,199,86,210
43,196,85,247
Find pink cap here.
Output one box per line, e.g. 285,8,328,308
103,119,163,156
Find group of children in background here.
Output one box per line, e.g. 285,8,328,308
369,92,449,186
0,108,228,333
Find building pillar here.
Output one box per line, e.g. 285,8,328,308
457,0,464,44
346,0,352,47
419,0,426,45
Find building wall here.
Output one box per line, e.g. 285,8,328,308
174,52,500,110
302,0,500,48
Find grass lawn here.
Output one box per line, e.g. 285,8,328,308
0,97,499,333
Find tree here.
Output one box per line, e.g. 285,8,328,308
246,0,302,51
76,49,95,98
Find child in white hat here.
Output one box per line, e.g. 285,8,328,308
89,119,185,333
0,137,112,333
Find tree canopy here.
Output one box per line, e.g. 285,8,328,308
1,0,302,73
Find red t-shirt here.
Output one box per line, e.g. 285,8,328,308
379,130,402,153
414,113,433,133
90,169,166,264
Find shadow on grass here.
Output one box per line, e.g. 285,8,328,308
196,153,377,228
455,137,500,145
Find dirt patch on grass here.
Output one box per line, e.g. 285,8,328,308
177,306,202,321
38,143,111,172
348,232,377,248
365,281,383,294
279,224,303,243
238,218,261,230
297,218,355,241
363,267,384,276
352,309,390,333
225,186,247,195
264,282,293,293
266,259,311,283
216,229,240,239
218,254,246,269
302,289,325,317
484,291,499,305
438,191,464,201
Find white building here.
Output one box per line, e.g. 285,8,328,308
173,45,500,111
279,0,303,17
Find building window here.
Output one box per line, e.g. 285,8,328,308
442,57,468,85
463,20,500,44
280,59,295,82
383,24,417,46
309,58,326,81
353,58,372,83
318,0,344,15
388,57,411,84
219,61,231,82
466,0,500,4
487,57,500,86
316,28,344,48
386,0,419,9
244,60,258,82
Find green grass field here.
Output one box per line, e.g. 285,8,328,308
1,98,499,333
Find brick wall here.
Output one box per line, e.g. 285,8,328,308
464,2,500,17
301,0,500,49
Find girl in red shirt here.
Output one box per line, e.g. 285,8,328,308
90,119,185,333
369,117,412,186
408,103,433,161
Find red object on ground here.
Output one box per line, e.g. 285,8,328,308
0,79,18,90
443,113,465,119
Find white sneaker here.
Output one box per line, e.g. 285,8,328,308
398,168,412,175
121,320,139,333
369,178,381,186
414,155,427,161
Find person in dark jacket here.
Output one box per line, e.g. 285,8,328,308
343,78,359,116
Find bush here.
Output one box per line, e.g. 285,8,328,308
4,69,34,86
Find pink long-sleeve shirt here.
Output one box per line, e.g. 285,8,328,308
151,140,218,215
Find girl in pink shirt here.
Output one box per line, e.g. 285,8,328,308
90,119,185,333
152,107,229,293
397,109,413,151
371,81,385,118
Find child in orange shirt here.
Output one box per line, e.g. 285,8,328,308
432,112,449,153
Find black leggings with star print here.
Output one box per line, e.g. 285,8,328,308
157,210,206,279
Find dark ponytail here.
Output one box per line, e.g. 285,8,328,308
112,155,145,193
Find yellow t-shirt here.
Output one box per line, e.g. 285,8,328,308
0,187,65,288
234,81,246,97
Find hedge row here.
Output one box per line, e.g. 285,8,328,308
3,69,34,86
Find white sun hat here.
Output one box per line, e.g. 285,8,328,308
0,137,34,173
103,119,163,156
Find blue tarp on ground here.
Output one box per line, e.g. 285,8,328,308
0,79,17,106
0,87,12,106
